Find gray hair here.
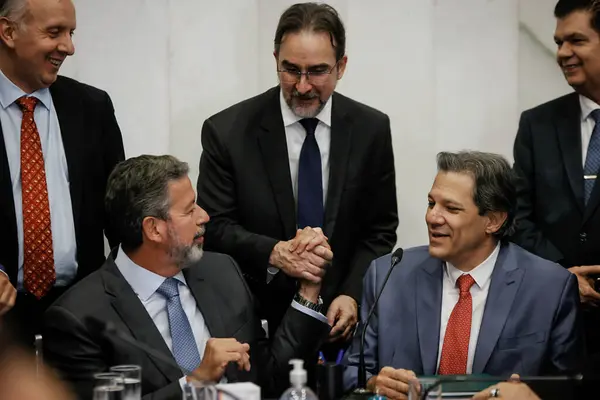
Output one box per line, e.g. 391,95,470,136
436,151,517,239
0,0,29,25
105,155,190,252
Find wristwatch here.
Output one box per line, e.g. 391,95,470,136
294,292,324,313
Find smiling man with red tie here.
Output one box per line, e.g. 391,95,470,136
0,0,124,347
343,151,583,400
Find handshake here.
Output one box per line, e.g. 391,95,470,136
269,227,334,286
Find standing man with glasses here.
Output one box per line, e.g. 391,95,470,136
196,2,397,362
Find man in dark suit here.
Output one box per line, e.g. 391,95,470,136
43,155,331,400
510,0,600,371
196,2,398,350
0,0,124,346
344,152,583,399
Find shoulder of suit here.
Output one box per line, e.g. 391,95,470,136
373,245,430,274
507,243,571,280
332,91,388,121
521,92,578,117
51,75,111,103
206,86,279,125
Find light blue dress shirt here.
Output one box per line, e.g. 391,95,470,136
0,69,77,289
114,247,328,386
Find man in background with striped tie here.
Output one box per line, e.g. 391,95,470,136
510,0,600,374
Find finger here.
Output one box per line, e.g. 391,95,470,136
581,286,600,301
472,387,493,400
303,251,330,268
378,375,410,396
237,351,251,372
312,245,334,262
341,323,355,340
509,374,520,382
576,265,600,275
0,286,15,316
304,231,328,252
302,261,326,278
294,232,318,254
288,230,303,252
377,385,408,400
326,303,340,326
300,271,322,283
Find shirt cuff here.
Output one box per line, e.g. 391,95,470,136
179,377,187,392
291,300,329,325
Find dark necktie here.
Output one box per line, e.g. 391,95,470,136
297,118,323,229
584,109,600,205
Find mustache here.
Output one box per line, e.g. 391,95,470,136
193,228,205,240
292,89,318,100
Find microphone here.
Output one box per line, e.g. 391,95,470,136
350,248,404,398
84,317,194,376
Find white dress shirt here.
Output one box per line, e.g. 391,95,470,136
579,95,600,167
436,243,500,374
0,68,77,288
279,89,332,207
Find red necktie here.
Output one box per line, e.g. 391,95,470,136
438,274,475,375
18,96,55,299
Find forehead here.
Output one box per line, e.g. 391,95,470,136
555,10,596,37
278,30,337,65
26,0,76,27
429,171,476,203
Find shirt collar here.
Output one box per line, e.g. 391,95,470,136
279,88,332,128
444,243,500,289
579,94,600,122
0,68,51,111
114,245,187,301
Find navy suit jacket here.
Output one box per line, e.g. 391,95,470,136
343,243,583,390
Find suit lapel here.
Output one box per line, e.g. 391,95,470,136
556,93,585,213
257,88,296,239
49,78,85,247
102,255,183,383
415,258,443,375
472,244,523,373
323,93,352,238
183,264,242,380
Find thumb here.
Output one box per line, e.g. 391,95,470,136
326,303,338,325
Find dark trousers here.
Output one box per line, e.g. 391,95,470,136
4,286,69,351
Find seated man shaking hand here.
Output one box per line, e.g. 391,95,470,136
43,155,331,400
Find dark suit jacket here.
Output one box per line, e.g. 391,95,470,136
0,75,125,287
343,243,583,390
43,250,330,400
196,86,398,328
511,92,600,268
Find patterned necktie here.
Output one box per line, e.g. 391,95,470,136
438,274,476,375
156,278,201,373
18,96,55,299
584,109,600,205
297,118,323,229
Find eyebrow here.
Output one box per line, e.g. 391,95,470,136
280,60,331,69
554,32,587,42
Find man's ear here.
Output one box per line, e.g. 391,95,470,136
485,211,507,236
0,17,18,49
141,216,168,245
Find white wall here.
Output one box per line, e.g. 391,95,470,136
66,0,567,250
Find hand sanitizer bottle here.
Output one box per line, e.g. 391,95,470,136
279,359,319,400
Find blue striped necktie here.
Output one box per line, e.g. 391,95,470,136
584,109,600,205
156,277,201,373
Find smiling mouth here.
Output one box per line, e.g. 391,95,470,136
430,233,449,238
193,230,205,241
563,63,581,71
48,57,63,68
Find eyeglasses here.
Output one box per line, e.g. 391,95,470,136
277,61,339,84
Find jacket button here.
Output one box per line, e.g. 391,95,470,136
580,232,587,242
